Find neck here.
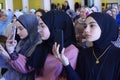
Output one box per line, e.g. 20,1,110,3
93,41,111,54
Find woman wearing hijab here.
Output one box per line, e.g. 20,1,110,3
34,10,78,79
53,12,120,80
1,10,78,80
0,14,41,80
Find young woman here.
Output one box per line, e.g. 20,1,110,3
0,14,41,80
1,10,79,80
53,12,120,80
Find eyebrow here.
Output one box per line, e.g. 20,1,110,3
88,22,96,24
17,26,23,28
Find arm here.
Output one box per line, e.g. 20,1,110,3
4,33,33,73
65,64,81,80
52,42,81,80
0,44,10,60
8,52,34,74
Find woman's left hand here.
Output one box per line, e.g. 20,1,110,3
6,32,17,54
52,42,69,66
0,44,10,59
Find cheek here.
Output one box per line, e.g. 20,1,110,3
44,29,50,38
20,31,28,39
92,29,101,40
39,29,50,40
24,32,28,38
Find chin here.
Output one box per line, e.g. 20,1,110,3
20,37,25,39
42,37,47,40
86,39,93,42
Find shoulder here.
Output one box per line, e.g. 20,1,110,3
64,44,79,59
77,47,92,59
65,44,79,54
109,45,120,60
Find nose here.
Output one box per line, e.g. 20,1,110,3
17,29,20,35
84,26,90,33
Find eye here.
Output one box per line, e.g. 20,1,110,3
18,26,24,30
83,24,87,28
90,24,94,28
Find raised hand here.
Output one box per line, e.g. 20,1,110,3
0,44,10,60
52,42,69,66
6,30,17,54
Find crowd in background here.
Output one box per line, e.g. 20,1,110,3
0,0,120,80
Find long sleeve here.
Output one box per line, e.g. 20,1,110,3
0,55,10,69
63,48,86,80
65,64,81,80
9,54,33,74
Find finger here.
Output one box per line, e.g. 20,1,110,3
0,44,2,47
52,43,56,56
56,44,60,54
54,42,57,49
53,42,58,58
52,42,56,53
0,45,3,53
13,40,17,45
0,44,4,52
53,42,57,52
6,39,13,43
6,38,14,45
7,33,14,40
61,48,65,55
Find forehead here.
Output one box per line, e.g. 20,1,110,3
15,21,24,28
80,8,85,11
85,17,97,24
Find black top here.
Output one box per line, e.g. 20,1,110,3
64,12,120,80
65,44,120,80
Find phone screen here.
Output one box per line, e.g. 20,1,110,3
54,29,64,52
12,26,16,40
8,26,16,42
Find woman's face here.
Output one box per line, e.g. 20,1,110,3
106,10,112,16
83,17,101,42
35,12,42,20
80,7,86,18
15,21,28,39
38,18,50,40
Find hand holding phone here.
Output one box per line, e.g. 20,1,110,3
8,26,16,43
11,26,16,41
54,29,64,52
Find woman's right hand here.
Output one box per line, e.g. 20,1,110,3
52,42,69,66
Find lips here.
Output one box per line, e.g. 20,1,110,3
85,34,91,38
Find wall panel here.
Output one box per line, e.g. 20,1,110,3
29,0,42,9
13,0,22,11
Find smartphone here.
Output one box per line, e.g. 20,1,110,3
11,26,16,41
8,26,16,44
54,29,64,52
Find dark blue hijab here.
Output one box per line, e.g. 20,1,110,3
87,12,119,52
41,10,76,49
16,14,41,56
28,10,77,76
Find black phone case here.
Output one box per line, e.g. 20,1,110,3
54,29,64,52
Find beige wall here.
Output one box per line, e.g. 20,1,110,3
13,0,22,11
0,0,5,9
29,0,42,10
